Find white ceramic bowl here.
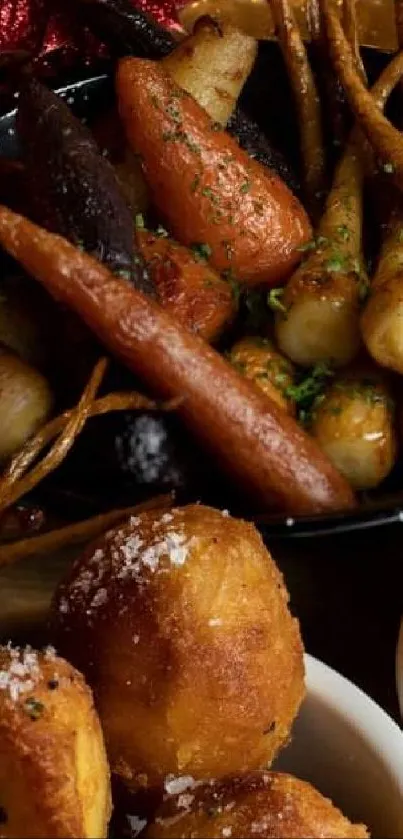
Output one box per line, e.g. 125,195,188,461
397,619,403,720
275,655,403,838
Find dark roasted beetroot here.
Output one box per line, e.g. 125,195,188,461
228,108,300,197
40,411,205,512
76,0,177,58
16,77,154,296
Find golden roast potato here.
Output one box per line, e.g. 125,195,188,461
228,337,296,414
0,644,111,838
52,505,305,792
146,771,369,838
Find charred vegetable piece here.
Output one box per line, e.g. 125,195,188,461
137,228,236,340
75,0,177,58
227,108,300,196
163,18,257,127
117,57,312,287
17,76,154,296
311,366,396,490
228,336,296,415
0,206,355,515
44,411,208,509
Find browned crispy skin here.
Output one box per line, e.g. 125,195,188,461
146,771,368,838
0,646,111,838
52,506,305,790
0,206,356,515
116,57,311,287
137,230,235,340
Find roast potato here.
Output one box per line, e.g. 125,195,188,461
0,644,111,838
52,505,305,791
162,19,257,126
310,369,396,490
0,347,53,461
146,771,369,838
228,337,296,414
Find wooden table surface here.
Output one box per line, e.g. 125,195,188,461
0,521,402,723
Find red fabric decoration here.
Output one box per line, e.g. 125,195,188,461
0,0,183,76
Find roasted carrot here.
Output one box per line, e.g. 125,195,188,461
137,229,236,341
0,206,355,515
116,57,312,288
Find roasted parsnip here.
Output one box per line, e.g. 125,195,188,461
361,195,403,373
274,138,365,368
321,0,403,189
271,0,325,222
311,367,396,490
163,18,257,127
275,54,403,368
0,348,53,462
228,336,296,414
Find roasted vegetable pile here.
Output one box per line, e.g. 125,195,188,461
2,0,403,561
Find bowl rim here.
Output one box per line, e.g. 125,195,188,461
305,652,403,791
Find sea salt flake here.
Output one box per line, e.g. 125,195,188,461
208,618,222,627
133,634,140,645
164,775,195,795
91,588,108,609
177,793,194,810
127,815,147,837
222,829,232,837
221,509,230,517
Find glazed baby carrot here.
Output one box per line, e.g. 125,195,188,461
0,205,354,516
137,229,236,341
116,57,312,287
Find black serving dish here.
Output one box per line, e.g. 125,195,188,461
1,66,403,539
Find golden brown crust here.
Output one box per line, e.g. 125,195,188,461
0,645,111,838
145,771,369,838
137,230,235,341
52,505,305,791
228,337,296,414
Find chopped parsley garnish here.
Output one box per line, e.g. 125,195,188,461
190,174,201,193
336,225,350,242
240,180,251,194
223,270,242,304
191,242,212,262
24,697,45,721
285,363,334,425
135,213,145,229
155,224,169,239
324,254,347,273
267,287,287,314
297,235,329,254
